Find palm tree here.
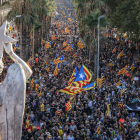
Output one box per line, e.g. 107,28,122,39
73,0,108,79
5,0,55,61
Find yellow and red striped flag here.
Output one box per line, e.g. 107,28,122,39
45,42,51,49
53,65,58,76
68,68,77,86
106,103,110,116
38,90,42,97
116,80,123,86
59,86,84,95
74,65,92,88
130,61,137,71
35,83,38,92
13,47,17,52
54,55,66,64
63,41,68,47
117,49,125,59
112,47,116,53
25,114,29,129
72,52,78,57
120,88,127,96
41,40,45,45
64,45,72,51
46,67,49,72
57,23,59,27
65,27,70,34
65,101,72,111
117,66,127,75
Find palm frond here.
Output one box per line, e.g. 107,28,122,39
2,1,10,6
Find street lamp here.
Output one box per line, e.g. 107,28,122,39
16,15,22,59
33,26,34,60
97,15,105,79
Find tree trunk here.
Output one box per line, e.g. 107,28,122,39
94,53,97,80
22,29,26,61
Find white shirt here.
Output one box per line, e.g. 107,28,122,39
69,125,77,131
88,101,93,108
67,135,74,140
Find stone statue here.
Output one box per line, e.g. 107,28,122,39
0,21,32,140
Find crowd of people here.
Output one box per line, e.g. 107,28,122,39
1,0,140,140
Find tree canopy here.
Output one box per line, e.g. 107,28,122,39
103,0,140,36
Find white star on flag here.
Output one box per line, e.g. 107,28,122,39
79,73,84,79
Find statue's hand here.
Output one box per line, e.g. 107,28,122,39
2,42,13,54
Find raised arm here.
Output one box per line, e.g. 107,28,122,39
2,42,32,80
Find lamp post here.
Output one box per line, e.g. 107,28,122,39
33,26,34,60
97,15,105,79
16,15,22,59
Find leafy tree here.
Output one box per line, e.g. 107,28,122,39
103,0,140,39
73,0,108,78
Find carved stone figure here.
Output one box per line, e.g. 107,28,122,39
0,21,32,140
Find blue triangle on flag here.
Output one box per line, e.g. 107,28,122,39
60,55,64,60
15,43,18,47
82,82,95,89
74,65,85,82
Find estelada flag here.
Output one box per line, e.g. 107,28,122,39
130,61,137,71
54,55,65,64
117,66,127,75
109,61,115,66
82,82,96,90
72,52,78,57
74,64,92,88
117,49,125,59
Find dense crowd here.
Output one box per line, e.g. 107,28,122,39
1,0,140,140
